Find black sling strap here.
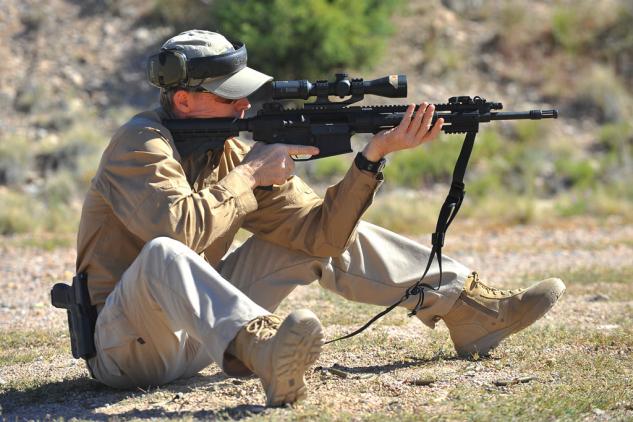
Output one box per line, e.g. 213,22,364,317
325,131,477,344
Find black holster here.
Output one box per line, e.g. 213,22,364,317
51,272,97,359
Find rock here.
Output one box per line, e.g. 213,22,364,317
407,377,435,386
494,376,536,386
597,324,620,331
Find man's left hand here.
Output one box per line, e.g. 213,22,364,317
362,102,444,161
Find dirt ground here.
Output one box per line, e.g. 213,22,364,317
0,216,632,420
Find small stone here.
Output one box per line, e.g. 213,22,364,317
494,376,535,386
587,294,610,302
407,377,435,386
592,408,605,416
597,324,620,331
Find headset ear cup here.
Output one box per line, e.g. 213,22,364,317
146,50,188,88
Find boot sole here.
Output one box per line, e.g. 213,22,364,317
456,279,565,357
266,309,324,407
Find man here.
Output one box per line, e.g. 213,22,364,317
76,30,565,407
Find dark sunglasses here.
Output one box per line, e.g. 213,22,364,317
192,87,237,104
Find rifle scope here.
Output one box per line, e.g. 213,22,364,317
271,73,407,100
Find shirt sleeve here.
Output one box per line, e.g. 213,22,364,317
242,163,383,257
95,125,258,253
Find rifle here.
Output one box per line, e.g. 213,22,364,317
162,73,559,343
162,73,557,160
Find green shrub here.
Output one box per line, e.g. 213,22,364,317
312,155,350,182
0,135,34,186
555,157,598,189
384,135,463,187
213,0,401,79
598,121,633,156
551,3,618,55
0,190,35,235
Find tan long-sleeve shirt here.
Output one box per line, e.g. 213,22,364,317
76,108,383,307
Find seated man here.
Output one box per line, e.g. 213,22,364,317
76,30,565,407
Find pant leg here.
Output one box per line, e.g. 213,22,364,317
88,237,269,389
219,220,470,328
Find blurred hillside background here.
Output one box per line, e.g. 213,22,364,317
1,0,632,245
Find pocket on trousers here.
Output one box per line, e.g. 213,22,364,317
94,304,138,380
96,306,137,351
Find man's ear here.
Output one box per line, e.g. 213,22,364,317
172,90,192,114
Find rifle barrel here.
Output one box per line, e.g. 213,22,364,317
490,110,558,120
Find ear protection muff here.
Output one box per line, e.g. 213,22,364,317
146,41,248,88
147,50,188,88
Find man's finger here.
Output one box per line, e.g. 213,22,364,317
416,104,435,137
399,104,416,131
422,117,444,142
285,144,320,157
408,102,427,133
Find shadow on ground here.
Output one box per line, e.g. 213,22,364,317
318,350,471,377
0,372,270,420
1,354,483,419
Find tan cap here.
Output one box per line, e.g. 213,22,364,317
161,29,272,99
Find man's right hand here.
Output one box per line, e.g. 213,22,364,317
234,143,320,188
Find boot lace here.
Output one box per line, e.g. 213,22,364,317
245,314,282,341
469,272,523,297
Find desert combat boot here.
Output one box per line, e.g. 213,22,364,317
442,272,565,357
229,309,324,407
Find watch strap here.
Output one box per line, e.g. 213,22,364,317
355,152,386,173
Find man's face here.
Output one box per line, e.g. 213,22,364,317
172,89,251,119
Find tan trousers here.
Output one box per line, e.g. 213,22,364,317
88,221,469,388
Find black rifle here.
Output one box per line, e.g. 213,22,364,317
163,73,558,343
163,74,557,160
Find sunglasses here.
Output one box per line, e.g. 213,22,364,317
193,87,238,104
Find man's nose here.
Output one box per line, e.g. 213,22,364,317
234,98,251,112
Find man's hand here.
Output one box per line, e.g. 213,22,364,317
235,143,320,188
362,103,444,161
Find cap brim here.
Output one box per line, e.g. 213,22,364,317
201,67,272,99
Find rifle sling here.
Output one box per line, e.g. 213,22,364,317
325,131,477,344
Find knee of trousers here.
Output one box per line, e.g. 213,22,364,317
141,236,191,259
137,237,198,277
123,236,204,307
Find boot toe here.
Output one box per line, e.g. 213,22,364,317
521,277,566,323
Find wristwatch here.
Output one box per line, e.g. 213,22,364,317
355,152,386,174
